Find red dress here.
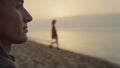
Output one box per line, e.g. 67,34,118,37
52,25,57,39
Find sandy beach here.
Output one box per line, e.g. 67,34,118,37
11,40,120,68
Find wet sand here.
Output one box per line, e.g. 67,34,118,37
11,40,120,68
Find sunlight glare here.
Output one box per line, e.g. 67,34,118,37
52,5,70,18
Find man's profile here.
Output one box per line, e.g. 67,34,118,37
49,20,59,49
0,0,32,68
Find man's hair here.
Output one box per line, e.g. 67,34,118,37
0,0,5,6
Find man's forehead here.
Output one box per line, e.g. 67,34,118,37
16,0,24,3
2,0,24,3
0,0,24,7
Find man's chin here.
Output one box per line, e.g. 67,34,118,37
13,37,28,44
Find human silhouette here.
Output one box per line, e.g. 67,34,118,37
49,19,59,49
0,0,32,68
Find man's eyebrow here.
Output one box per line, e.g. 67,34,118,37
21,0,24,3
16,0,24,3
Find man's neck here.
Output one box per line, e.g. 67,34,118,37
0,41,12,53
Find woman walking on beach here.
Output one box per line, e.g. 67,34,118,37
49,20,59,49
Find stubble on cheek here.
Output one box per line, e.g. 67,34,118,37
5,9,25,40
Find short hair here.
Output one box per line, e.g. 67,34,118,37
52,20,56,24
0,0,5,6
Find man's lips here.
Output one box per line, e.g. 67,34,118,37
24,29,28,33
23,26,28,33
23,26,28,29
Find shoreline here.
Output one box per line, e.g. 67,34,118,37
11,40,120,68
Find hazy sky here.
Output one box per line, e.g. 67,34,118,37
25,0,120,19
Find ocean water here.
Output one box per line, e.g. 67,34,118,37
28,27,120,64
28,14,120,64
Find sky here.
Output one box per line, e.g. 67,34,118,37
24,0,120,19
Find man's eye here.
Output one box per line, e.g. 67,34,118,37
16,5,21,9
16,2,23,9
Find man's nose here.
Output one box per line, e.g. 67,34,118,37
22,8,32,23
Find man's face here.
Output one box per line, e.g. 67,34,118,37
0,0,32,44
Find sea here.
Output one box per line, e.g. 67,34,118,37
28,14,120,65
